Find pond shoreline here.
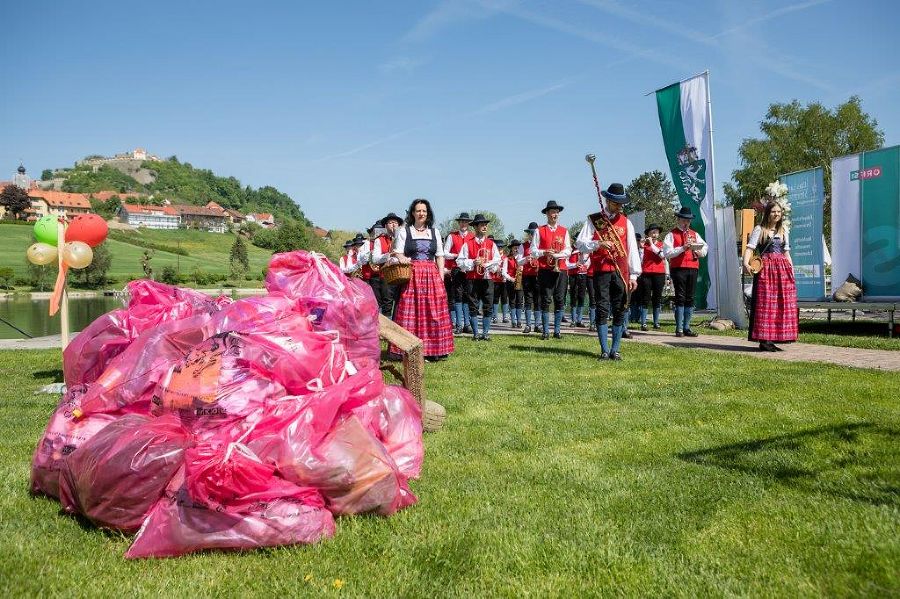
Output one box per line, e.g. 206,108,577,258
1,288,266,300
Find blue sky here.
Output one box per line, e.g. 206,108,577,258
2,0,898,233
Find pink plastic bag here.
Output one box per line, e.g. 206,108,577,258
64,280,220,387
58,414,191,532
351,385,424,480
30,387,116,499
265,251,380,369
125,445,333,558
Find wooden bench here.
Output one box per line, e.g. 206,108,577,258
797,301,898,338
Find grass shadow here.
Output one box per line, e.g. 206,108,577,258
32,369,64,383
508,344,597,359
678,423,900,507
660,341,755,353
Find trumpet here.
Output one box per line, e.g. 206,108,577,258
544,237,565,271
685,229,699,259
474,246,491,277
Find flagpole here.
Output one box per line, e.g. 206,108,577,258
704,70,723,314
643,70,711,96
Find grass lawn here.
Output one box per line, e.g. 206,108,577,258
0,224,273,281
1,337,898,596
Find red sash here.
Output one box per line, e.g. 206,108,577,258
589,212,629,276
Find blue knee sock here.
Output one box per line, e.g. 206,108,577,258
482,311,490,335
639,306,647,326
542,310,549,334
491,303,498,319
515,308,522,326
611,324,624,353
598,323,610,354
675,306,684,332
554,310,563,335
536,310,543,331
653,305,661,327
684,306,694,331
589,307,596,326
525,308,532,327
570,307,576,322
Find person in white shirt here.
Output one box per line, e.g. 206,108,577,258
338,234,366,277
662,206,708,337
372,212,404,317
443,212,474,334
457,214,502,340
531,201,572,340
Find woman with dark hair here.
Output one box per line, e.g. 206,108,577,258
390,199,454,360
743,200,798,351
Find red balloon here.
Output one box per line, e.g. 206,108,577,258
65,214,109,248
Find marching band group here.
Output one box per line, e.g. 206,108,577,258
339,184,710,362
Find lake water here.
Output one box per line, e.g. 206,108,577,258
0,296,124,339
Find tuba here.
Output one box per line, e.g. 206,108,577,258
474,245,491,277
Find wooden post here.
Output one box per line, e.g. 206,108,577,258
57,216,69,350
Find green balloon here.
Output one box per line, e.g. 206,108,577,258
33,215,59,246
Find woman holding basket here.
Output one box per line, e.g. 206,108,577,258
390,198,455,360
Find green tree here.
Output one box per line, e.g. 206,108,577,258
90,196,122,219
0,267,14,289
140,249,154,279
160,265,179,285
0,185,32,220
724,96,884,239
272,221,313,253
626,171,679,232
229,235,250,279
72,243,111,288
569,220,584,244
27,261,54,291
41,169,54,181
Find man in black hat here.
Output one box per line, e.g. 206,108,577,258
532,201,572,339
457,214,501,340
501,239,523,328
663,206,708,337
371,212,405,316
339,234,366,277
516,222,542,333
638,223,667,330
576,183,641,360
443,212,474,334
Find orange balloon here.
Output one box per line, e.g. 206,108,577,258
66,214,109,247
62,241,93,269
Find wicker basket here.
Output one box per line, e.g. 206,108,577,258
381,262,412,286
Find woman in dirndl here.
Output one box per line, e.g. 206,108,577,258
390,198,455,360
743,200,798,351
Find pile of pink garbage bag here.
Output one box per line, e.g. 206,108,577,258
30,251,423,558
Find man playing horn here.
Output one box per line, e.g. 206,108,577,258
457,214,501,340
663,206,708,337
443,212,474,334
576,183,641,361
532,201,572,340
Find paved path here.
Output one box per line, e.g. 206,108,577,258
4,324,899,371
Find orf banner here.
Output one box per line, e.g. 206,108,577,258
655,72,717,309
780,167,826,300
832,145,900,300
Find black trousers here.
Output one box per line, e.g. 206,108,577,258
368,277,396,317
639,272,666,309
493,281,504,306
466,279,495,317
538,269,567,313
569,273,587,308
593,271,627,327
446,268,468,303
586,272,596,309
504,282,521,308
522,275,540,312
670,267,699,307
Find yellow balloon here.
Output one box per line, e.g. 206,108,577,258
62,241,93,269
26,242,58,266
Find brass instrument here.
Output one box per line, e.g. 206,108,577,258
514,263,523,290
544,236,565,271
685,229,700,260
474,245,491,277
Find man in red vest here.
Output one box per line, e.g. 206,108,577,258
339,234,366,277
501,239,523,328
457,214,501,340
443,212,474,334
372,212,404,317
638,224,667,330
663,206,708,337
576,183,641,360
532,201,572,340
516,222,542,334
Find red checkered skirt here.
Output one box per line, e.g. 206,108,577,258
748,253,798,342
391,260,455,356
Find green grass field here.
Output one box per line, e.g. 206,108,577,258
1,224,273,282
1,336,898,596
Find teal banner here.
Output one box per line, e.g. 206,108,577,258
780,167,826,300
860,146,900,298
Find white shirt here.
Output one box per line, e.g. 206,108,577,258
575,213,642,280
501,256,517,282
746,226,790,252
371,234,397,265
457,236,501,279
392,226,445,258
443,228,471,259
339,251,362,274
662,227,709,260
516,239,535,266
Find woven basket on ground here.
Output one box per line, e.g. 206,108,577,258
381,263,411,286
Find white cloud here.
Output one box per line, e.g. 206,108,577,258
378,56,430,74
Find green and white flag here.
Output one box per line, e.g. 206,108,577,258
655,72,717,309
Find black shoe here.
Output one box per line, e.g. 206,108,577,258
482,334,491,341
599,352,609,360
610,352,623,361
472,334,480,341
773,344,784,351
588,324,597,332
463,325,473,334
653,324,662,330
640,324,648,331
561,317,569,323
523,326,531,334
622,331,633,339
759,341,777,352
574,322,585,328
541,333,549,340
675,331,684,337
553,332,561,339
683,329,699,337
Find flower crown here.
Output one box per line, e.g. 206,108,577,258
764,180,791,230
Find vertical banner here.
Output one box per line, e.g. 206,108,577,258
714,206,747,328
655,73,717,309
629,210,646,240
860,145,900,299
780,167,826,300
831,154,862,289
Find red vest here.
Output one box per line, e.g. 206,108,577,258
536,225,568,271
504,255,518,280
589,213,629,274
669,228,700,269
361,240,376,279
445,230,471,270
522,241,538,276
464,237,496,280
641,240,666,274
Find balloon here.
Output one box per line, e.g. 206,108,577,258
66,214,109,247
33,215,59,246
62,241,93,269
26,243,58,266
